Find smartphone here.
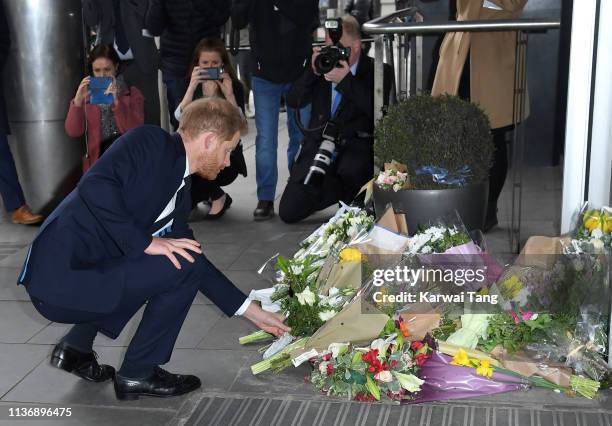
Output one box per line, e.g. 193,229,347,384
199,67,223,80
89,76,113,105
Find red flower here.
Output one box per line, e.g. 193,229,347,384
411,341,424,351
415,353,430,367
326,364,334,376
323,352,332,361
390,360,399,368
362,349,379,365
354,392,377,402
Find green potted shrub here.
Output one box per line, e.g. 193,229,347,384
373,94,494,233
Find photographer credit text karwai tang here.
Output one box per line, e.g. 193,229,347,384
370,265,499,305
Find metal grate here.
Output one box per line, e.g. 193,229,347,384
174,395,612,426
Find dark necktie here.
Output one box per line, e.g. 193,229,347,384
113,0,129,54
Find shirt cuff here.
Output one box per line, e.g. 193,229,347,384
234,298,251,316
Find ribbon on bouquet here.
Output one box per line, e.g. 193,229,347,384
415,165,471,187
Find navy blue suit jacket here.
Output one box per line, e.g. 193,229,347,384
20,126,246,315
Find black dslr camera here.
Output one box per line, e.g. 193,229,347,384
303,120,342,187
314,18,351,75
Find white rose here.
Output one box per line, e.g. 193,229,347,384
374,370,393,383
592,238,604,252
296,287,316,306
319,361,329,374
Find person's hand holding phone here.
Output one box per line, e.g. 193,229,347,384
74,76,91,107
188,66,205,92
215,71,237,106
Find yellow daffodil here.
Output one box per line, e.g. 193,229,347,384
450,348,471,367
603,211,612,234
500,275,523,300
583,210,603,233
339,248,362,263
476,360,494,378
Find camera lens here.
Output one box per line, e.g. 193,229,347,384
315,55,334,75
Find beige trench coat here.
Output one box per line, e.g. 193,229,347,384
431,0,528,129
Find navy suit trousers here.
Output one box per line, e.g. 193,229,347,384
30,241,239,366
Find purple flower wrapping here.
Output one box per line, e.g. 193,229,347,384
403,352,529,404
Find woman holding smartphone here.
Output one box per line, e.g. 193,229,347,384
176,38,247,220
65,44,144,172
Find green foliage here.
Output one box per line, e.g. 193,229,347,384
479,313,554,354
374,94,494,189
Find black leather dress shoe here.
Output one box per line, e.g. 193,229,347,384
50,342,115,382
204,194,232,220
114,367,201,400
253,200,274,221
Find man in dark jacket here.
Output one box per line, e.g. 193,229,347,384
146,0,230,129
232,0,319,221
0,1,43,225
279,16,393,223
18,99,288,400
83,0,161,125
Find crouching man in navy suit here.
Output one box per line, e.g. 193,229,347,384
17,98,289,400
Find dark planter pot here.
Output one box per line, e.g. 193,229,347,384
373,182,489,235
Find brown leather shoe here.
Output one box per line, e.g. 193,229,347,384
11,205,44,225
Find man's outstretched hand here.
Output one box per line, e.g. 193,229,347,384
243,302,290,337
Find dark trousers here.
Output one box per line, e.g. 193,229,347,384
29,250,235,367
279,137,372,223
163,77,187,131
122,60,160,126
489,125,512,215
0,131,25,213
191,166,240,208
279,180,343,223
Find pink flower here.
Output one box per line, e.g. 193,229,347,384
522,311,537,321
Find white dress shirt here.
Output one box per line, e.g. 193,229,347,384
152,156,251,316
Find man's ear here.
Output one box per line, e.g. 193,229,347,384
202,132,217,150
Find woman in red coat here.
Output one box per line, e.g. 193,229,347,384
65,44,144,172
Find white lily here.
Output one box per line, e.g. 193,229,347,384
393,372,424,392
328,342,349,358
296,287,316,306
318,310,337,321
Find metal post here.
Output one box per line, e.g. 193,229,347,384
509,31,529,253
374,35,385,123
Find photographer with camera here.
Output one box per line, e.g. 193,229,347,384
278,16,393,224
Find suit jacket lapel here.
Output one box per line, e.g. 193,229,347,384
146,132,188,228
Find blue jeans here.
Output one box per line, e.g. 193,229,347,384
252,76,311,201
